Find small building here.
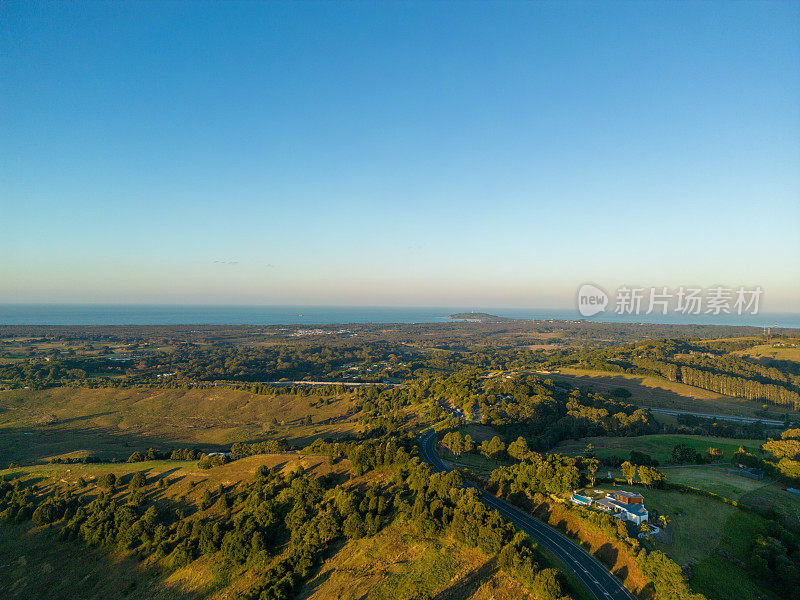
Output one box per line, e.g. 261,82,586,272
571,492,593,506
730,467,764,480
611,490,644,505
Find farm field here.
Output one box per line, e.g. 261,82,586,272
731,342,800,363
641,488,737,565
661,465,767,499
553,433,763,464
690,511,781,600
550,368,795,420
0,386,362,466
738,484,800,526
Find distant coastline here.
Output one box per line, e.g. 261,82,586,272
1,303,799,328
446,312,511,323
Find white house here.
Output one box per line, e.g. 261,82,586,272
593,491,649,525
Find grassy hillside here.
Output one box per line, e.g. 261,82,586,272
550,368,795,420
0,522,197,600
643,488,738,565
0,386,362,466
554,433,763,464
0,452,563,600
690,511,782,600
526,498,649,595
1,452,350,502
0,452,355,600
660,465,767,499
297,523,534,600
732,342,800,363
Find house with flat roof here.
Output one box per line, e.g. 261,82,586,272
607,499,648,524
611,490,644,504
587,491,649,524
594,497,618,514
570,489,649,525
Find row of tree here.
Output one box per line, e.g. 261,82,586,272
630,357,800,410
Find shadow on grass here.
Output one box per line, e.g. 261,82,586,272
432,558,496,600
0,522,203,600
0,422,235,468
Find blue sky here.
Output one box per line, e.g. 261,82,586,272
2,1,799,309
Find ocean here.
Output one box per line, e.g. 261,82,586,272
0,304,799,328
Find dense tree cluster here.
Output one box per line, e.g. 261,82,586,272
734,447,800,486
762,429,800,460
748,521,800,594
669,413,777,440
670,443,707,465
619,461,665,487
231,439,292,456
441,431,474,457
490,453,583,496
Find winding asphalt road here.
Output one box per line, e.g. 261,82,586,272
419,430,635,600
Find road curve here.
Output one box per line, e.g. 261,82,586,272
419,430,635,600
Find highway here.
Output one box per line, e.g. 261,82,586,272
419,430,635,600
643,407,784,426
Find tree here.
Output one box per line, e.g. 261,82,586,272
481,436,506,461
621,461,636,485
130,472,146,489
442,432,465,457
586,457,599,487
707,447,723,462
343,513,366,539
671,443,702,464
610,387,632,399
127,451,144,463
658,514,671,530
637,465,665,488
507,436,531,461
